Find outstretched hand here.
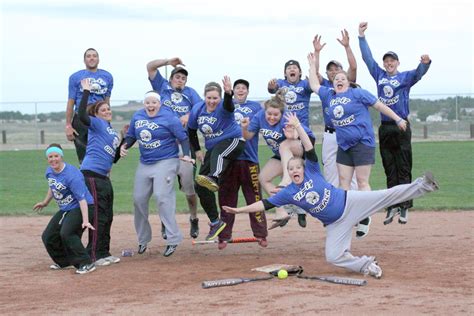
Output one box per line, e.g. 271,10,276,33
284,112,301,128
168,57,185,67
337,29,350,47
420,54,431,64
222,206,239,214
179,155,195,164
80,78,91,91
33,201,48,213
307,52,316,66
222,76,232,94
359,22,368,37
312,34,326,52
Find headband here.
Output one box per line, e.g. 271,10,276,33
45,147,64,157
144,91,161,101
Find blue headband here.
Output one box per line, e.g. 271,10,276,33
45,147,64,157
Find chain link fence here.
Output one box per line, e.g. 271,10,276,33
1,94,473,150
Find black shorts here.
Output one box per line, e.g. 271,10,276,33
336,143,375,166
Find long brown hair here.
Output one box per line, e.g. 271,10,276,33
264,87,287,114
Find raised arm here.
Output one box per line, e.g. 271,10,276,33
312,34,326,84
337,29,357,82
78,79,91,126
146,57,184,80
372,101,407,131
307,52,321,94
285,112,313,152
222,76,235,112
222,201,266,214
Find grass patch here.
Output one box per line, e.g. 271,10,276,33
1,141,472,216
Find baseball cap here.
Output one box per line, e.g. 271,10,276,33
233,79,249,89
383,51,399,61
284,59,301,71
326,60,343,71
170,67,188,78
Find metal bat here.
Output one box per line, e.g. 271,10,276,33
202,275,273,289
297,274,367,286
192,237,258,245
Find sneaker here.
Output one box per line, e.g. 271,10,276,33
95,258,111,266
217,240,228,250
105,255,121,264
163,244,178,257
383,207,400,225
190,217,199,239
423,171,440,190
49,263,73,270
365,261,383,279
205,219,227,241
138,244,147,254
398,208,408,224
258,238,268,248
161,222,167,240
298,214,307,228
195,175,219,192
356,217,371,239
75,263,96,275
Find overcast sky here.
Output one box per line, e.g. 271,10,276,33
1,0,473,113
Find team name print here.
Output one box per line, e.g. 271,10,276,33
260,129,282,140
293,180,314,202
329,97,351,106
332,114,355,127
47,178,66,191
378,78,401,87
197,116,217,125
135,120,159,130
287,102,305,111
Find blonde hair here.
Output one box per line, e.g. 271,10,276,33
264,87,287,114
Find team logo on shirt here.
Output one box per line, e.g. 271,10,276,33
305,191,320,205
52,189,63,200
308,188,331,214
171,92,183,104
234,112,244,124
333,105,344,119
139,130,152,142
265,138,279,150
201,124,213,134
86,78,108,95
285,91,297,104
383,85,394,98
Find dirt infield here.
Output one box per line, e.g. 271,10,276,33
1,211,473,315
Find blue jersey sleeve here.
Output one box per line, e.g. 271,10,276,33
187,105,199,130
68,170,89,203
267,189,292,208
126,114,137,140
105,72,113,97
68,73,77,100
189,88,203,107
149,70,167,93
406,62,431,87
318,85,332,102
248,112,261,134
305,158,321,174
358,36,383,81
170,116,188,142
354,88,378,107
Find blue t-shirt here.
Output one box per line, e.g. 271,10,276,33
127,107,188,164
233,100,263,163
267,158,345,226
321,78,335,129
45,163,94,211
359,36,431,121
187,100,242,150
149,70,202,118
248,110,315,157
318,86,377,151
275,78,313,127
68,69,113,112
81,117,120,176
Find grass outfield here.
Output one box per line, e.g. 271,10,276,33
1,141,473,215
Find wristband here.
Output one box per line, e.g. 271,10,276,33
396,118,403,125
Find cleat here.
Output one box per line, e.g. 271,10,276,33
365,261,383,279
297,213,307,228
383,207,400,225
205,219,226,241
398,208,408,224
75,263,96,275
195,175,219,192
137,244,147,254
94,258,111,266
163,244,178,257
190,217,199,239
356,217,371,239
105,255,121,264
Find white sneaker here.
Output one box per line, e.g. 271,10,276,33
423,171,439,190
95,258,111,266
105,256,121,264
49,263,73,270
75,263,96,275
365,261,383,279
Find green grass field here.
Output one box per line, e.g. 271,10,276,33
1,141,473,216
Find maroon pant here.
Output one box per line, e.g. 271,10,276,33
218,160,268,240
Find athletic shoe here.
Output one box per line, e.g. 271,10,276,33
268,215,291,230
365,261,383,279
258,238,268,248
423,171,440,190
217,239,229,250
95,258,111,266
398,208,408,224
195,175,219,192
161,222,167,240
75,263,96,275
137,244,147,254
163,244,178,257
105,255,121,264
383,207,400,225
356,217,372,239
190,217,199,239
49,263,73,270
205,219,226,241
298,214,307,228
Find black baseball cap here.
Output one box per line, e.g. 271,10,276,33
284,59,301,71
170,67,188,78
383,51,399,61
233,79,249,89
326,60,343,70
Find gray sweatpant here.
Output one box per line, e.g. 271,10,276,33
325,175,436,274
133,158,183,246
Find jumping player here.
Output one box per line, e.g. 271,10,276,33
358,22,432,225
66,48,113,163
147,57,201,238
223,112,439,279
34,143,96,274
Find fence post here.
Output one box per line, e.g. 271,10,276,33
423,125,428,139
40,130,45,144
2,130,6,144
470,123,474,139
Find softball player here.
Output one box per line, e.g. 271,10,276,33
78,79,122,266
147,57,202,238
120,91,192,257
358,22,432,225
223,112,439,279
34,143,96,275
